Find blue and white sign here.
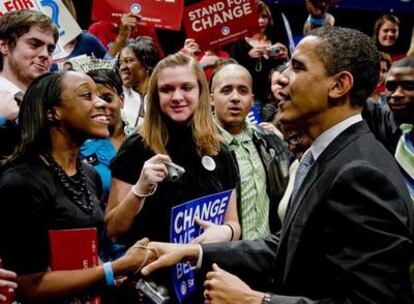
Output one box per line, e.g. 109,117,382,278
170,189,233,303
246,105,262,125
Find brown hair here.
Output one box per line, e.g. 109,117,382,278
0,9,59,70
257,1,273,28
372,14,400,46
379,51,392,70
141,53,221,156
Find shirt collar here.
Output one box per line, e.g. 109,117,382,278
216,121,253,146
308,114,362,161
0,75,24,95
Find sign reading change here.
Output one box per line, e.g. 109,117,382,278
183,0,259,51
170,189,233,303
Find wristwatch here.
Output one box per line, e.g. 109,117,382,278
261,292,272,304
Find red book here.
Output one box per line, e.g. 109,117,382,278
49,228,101,304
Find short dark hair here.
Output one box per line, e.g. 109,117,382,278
0,9,59,70
87,69,123,96
122,36,161,73
308,26,380,107
390,56,414,70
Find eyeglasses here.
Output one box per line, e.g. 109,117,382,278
385,81,414,92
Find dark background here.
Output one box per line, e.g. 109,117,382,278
73,0,414,55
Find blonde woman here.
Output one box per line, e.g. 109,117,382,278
106,53,240,302
106,53,240,243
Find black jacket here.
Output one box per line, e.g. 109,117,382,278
230,125,293,237
203,121,414,303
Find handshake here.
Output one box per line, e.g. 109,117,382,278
119,239,259,304
115,239,200,303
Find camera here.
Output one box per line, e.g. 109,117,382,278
136,279,170,304
165,162,185,182
267,45,280,58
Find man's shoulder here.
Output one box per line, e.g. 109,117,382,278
0,76,21,95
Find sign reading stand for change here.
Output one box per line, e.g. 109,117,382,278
183,0,259,51
92,0,185,31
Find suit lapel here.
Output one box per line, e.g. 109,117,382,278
281,121,371,235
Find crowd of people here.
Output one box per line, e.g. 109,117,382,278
0,0,413,303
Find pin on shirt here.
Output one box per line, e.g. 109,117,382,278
202,156,216,171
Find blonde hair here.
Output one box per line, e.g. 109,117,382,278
257,1,273,28
407,26,414,57
141,53,221,156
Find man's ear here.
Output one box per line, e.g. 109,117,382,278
209,93,215,107
0,39,9,56
328,71,353,100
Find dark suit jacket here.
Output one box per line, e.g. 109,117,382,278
202,121,414,303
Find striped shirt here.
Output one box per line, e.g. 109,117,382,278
218,122,270,239
395,124,414,204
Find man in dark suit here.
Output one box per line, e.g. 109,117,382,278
140,27,414,304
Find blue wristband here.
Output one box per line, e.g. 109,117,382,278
309,15,326,26
103,262,115,287
0,116,6,126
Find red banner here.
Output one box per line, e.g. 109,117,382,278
183,0,259,51
92,0,184,31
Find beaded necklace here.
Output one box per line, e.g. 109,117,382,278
43,152,94,214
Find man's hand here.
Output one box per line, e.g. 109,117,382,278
141,242,199,276
190,217,232,244
0,90,19,121
203,264,264,304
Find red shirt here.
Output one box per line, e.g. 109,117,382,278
88,21,164,57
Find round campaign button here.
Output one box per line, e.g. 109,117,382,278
180,281,187,296
202,156,216,171
130,3,141,14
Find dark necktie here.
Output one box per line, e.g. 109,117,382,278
291,150,315,203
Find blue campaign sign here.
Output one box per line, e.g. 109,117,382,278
170,189,233,303
246,105,262,125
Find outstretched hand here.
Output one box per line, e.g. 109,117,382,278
141,242,200,276
116,238,157,275
203,263,263,304
190,217,232,244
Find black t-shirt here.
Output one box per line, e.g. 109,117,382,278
110,126,238,245
0,156,104,275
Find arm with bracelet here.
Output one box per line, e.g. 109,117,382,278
106,154,171,240
13,239,157,302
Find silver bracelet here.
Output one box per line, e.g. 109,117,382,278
131,184,158,198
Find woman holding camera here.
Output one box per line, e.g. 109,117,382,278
0,71,157,303
106,53,240,302
106,53,240,245
230,1,288,116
